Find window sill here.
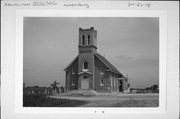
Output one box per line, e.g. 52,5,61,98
83,69,88,72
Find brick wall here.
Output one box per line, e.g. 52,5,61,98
94,56,111,93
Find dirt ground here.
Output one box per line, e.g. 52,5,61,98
50,93,159,107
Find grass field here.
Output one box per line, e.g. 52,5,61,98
51,93,159,107
23,93,159,107
23,94,87,107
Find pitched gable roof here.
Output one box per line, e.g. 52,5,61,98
95,53,122,75
64,55,78,71
64,54,123,76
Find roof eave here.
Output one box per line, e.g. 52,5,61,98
64,55,78,71
95,54,122,75
95,54,113,72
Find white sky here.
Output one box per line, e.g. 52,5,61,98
23,17,159,88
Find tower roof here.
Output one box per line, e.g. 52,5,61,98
79,27,94,31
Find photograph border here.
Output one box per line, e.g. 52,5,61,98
15,10,166,114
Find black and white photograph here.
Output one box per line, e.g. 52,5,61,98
1,1,179,119
23,17,159,107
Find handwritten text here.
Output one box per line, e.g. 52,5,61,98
128,2,151,8
64,3,89,8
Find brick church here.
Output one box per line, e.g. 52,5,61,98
64,27,130,93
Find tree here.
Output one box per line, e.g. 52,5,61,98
152,84,158,91
50,81,60,93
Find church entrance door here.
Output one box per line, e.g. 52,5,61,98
81,75,89,90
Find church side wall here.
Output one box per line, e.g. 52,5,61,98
94,56,111,93
65,58,79,91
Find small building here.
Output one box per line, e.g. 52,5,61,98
64,27,129,93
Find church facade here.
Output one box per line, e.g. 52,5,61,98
64,27,130,93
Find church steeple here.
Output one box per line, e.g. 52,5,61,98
78,27,97,54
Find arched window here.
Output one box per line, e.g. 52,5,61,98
72,68,75,74
100,79,104,86
100,67,104,74
82,35,85,45
83,62,88,71
88,35,90,45
72,79,75,85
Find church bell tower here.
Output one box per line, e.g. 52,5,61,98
78,27,97,54
78,27,97,90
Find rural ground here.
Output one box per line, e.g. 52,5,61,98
50,91,159,107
